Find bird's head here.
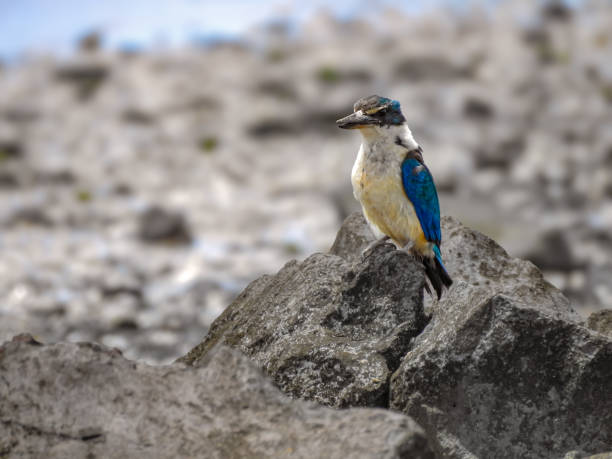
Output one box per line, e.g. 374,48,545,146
336,95,406,132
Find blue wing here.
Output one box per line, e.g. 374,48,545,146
401,157,441,245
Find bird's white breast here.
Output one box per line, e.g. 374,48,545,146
351,137,427,249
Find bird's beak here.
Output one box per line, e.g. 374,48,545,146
336,111,380,129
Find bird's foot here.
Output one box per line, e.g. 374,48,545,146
400,241,417,258
361,235,391,258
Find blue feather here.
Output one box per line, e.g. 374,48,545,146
400,157,442,245
433,244,450,277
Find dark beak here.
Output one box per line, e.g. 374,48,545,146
336,111,380,129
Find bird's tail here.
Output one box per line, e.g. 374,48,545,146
423,245,453,300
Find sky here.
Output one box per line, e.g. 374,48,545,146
0,0,493,60
0,0,583,60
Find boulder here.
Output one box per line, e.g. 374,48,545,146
390,218,611,458
180,217,429,408
0,335,434,459
138,206,192,244
329,211,376,262
439,216,581,322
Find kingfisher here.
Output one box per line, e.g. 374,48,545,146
336,95,452,298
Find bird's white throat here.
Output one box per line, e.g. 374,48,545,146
359,123,418,151
357,123,419,166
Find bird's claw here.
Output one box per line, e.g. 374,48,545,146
401,241,416,257
361,235,390,258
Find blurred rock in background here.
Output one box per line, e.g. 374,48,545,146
0,0,611,363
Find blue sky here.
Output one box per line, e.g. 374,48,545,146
0,0,482,59
0,0,580,60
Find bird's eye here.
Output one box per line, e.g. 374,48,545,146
365,106,385,115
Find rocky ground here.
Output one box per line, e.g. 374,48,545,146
2,213,610,458
1,1,612,363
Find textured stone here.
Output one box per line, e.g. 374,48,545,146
440,216,581,322
587,309,612,338
0,336,434,459
138,206,192,244
181,217,429,408
329,212,376,262
564,451,612,459
389,219,611,458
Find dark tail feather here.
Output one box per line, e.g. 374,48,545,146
423,247,453,300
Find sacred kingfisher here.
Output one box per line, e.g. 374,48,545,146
337,95,452,298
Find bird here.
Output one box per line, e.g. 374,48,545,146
336,95,452,299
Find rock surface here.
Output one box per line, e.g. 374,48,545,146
438,215,582,323
183,212,612,458
138,205,193,244
564,452,612,459
181,225,429,407
390,293,612,458
587,309,612,338
0,335,434,459
388,217,612,458
329,211,376,262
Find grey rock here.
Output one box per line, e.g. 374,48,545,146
55,62,109,99
329,212,376,262
394,56,466,81
542,0,573,21
247,118,297,138
462,97,495,120
35,168,76,185
78,30,102,53
0,335,434,459
4,106,39,124
181,219,428,408
440,216,581,322
523,229,581,272
587,309,612,338
0,139,23,158
256,79,298,100
0,171,18,188
138,206,192,244
6,206,54,227
55,63,108,83
390,220,611,458
121,108,155,125
474,136,525,170
564,452,612,459
564,452,588,459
